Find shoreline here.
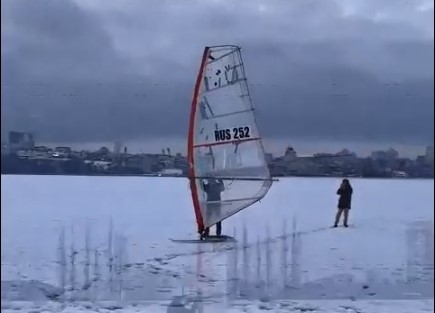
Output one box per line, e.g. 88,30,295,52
1,173,433,180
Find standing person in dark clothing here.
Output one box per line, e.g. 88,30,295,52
201,178,225,238
334,179,353,228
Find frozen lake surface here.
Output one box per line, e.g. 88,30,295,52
1,175,434,312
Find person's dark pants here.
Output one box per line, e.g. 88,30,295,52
203,202,222,237
203,221,222,237
334,208,350,226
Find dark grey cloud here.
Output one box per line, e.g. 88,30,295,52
1,0,433,147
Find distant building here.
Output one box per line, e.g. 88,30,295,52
335,148,356,158
113,141,122,155
371,148,399,161
334,149,359,165
17,147,52,159
315,149,357,162
283,146,297,162
416,155,426,166
86,160,115,171
98,146,110,156
392,170,409,178
53,146,72,158
8,131,35,152
285,156,320,176
425,145,434,164
124,154,154,173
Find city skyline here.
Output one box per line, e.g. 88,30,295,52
32,138,433,159
3,130,433,178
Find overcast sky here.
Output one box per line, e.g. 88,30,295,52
1,0,433,155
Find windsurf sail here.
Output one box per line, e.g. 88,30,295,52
187,45,273,234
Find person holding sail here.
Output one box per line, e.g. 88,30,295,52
201,177,225,238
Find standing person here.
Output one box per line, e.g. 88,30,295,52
334,178,353,228
201,178,224,238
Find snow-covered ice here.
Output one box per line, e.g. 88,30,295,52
1,175,434,312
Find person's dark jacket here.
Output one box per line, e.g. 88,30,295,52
337,185,353,209
202,179,224,201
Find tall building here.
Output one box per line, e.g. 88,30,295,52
283,146,297,162
8,131,35,152
113,141,122,155
425,145,434,164
371,148,399,161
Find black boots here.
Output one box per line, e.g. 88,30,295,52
333,223,348,228
200,223,223,239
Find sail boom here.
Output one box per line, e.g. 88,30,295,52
205,196,268,204
193,137,261,149
193,176,279,182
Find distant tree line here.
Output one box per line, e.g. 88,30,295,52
1,155,147,175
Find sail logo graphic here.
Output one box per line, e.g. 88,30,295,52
214,126,251,142
204,64,241,90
